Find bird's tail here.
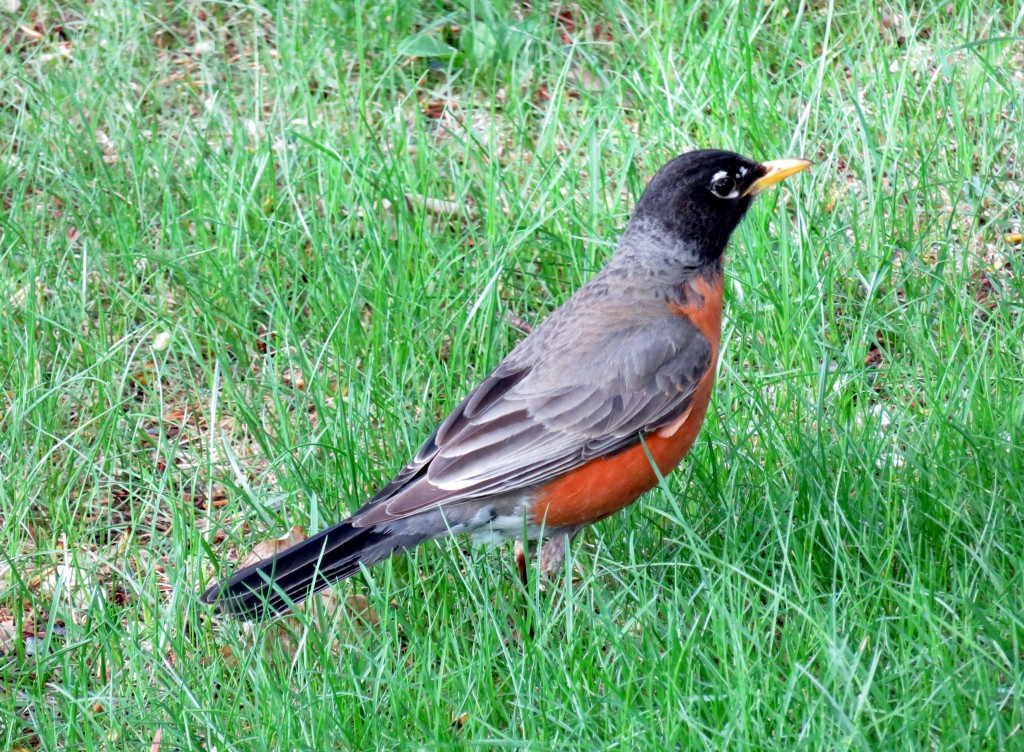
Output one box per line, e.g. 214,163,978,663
199,519,427,619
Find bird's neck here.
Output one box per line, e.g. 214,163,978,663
605,220,724,295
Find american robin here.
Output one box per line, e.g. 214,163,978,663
201,149,810,618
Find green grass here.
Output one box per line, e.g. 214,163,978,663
1,0,1022,749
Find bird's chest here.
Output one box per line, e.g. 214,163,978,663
527,275,724,528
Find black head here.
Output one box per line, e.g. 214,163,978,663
630,149,810,261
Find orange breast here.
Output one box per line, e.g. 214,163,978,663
529,273,724,528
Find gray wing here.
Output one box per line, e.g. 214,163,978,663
354,312,712,527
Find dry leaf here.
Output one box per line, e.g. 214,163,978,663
7,277,45,310
282,367,305,391
0,620,17,655
404,192,478,220
237,526,306,569
18,24,42,40
36,562,108,621
345,594,379,628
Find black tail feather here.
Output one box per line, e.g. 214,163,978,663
200,520,424,619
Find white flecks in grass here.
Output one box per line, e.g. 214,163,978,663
870,403,893,430
93,129,119,163
35,561,109,625
6,277,46,311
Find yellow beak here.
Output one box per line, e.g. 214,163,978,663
744,158,812,196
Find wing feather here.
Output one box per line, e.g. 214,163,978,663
354,310,713,527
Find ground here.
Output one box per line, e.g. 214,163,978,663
1,1,1022,749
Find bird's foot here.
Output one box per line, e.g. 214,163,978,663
514,539,529,588
538,526,582,579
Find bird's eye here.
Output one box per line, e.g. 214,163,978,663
710,173,737,199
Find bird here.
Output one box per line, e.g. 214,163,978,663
200,149,810,619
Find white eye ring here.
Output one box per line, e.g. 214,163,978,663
710,171,740,199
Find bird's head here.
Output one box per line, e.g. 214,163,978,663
630,149,811,261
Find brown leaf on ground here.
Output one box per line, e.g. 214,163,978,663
404,192,478,221
438,334,452,362
237,526,306,570
422,99,453,120
552,4,578,43
972,270,999,316
249,588,378,660
185,480,229,510
344,594,380,628
0,619,16,655
129,362,158,388
568,65,603,93
255,325,277,355
865,343,884,368
282,366,305,391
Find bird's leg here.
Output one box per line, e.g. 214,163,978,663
506,312,534,335
538,526,582,579
514,539,529,587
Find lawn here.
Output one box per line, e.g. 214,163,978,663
1,1,1022,749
